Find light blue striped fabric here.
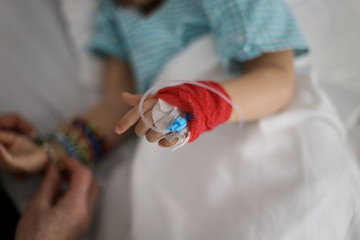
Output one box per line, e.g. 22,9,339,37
89,0,309,93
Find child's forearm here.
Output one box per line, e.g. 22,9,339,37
84,58,135,146
221,50,295,122
48,58,135,163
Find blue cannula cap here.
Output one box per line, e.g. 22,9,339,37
167,117,187,132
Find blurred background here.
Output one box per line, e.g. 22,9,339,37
0,0,359,238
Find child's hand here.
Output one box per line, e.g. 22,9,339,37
115,92,179,147
0,131,48,173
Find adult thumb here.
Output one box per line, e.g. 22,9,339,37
37,163,61,206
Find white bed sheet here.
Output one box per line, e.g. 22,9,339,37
123,34,360,240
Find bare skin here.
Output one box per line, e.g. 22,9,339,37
0,114,37,137
0,57,135,172
0,0,295,167
0,48,295,171
115,50,295,147
16,158,99,240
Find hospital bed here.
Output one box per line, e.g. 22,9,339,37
0,0,359,239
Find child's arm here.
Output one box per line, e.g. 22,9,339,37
116,50,295,147
50,57,135,160
222,50,295,122
84,57,135,146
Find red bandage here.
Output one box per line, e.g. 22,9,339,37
155,81,232,142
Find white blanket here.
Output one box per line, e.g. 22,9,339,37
1,1,359,239
93,35,360,240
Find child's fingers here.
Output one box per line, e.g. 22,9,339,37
122,92,155,107
158,138,179,148
134,110,154,137
146,130,164,143
121,92,144,107
115,99,158,134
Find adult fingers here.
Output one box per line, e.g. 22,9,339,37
0,144,11,170
13,115,38,137
0,144,20,172
87,181,99,218
0,114,37,137
36,163,61,207
0,131,17,147
61,158,93,201
0,145,38,173
0,132,34,172
115,98,158,134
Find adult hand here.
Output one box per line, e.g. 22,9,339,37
16,158,99,240
0,114,37,137
0,131,48,173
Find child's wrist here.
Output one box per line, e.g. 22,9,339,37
49,116,109,170
40,141,66,170
155,81,233,142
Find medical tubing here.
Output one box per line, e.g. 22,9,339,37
139,80,243,134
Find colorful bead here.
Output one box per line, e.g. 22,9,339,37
48,117,108,169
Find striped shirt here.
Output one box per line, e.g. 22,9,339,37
89,0,308,93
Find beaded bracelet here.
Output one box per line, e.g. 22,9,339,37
42,142,65,170
35,138,65,170
39,117,109,170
